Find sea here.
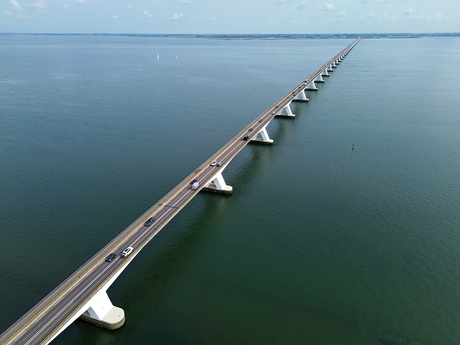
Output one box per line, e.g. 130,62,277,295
0,35,459,345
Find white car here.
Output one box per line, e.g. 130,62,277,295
210,161,217,166
121,246,134,258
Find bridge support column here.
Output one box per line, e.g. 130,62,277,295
314,74,325,83
250,126,274,145
321,69,330,77
292,90,309,102
79,290,125,330
305,80,318,91
327,65,334,72
275,102,295,118
202,170,233,195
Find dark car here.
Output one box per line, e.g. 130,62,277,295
190,179,198,185
105,253,117,262
144,217,155,227
243,135,249,141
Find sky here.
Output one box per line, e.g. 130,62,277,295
0,0,458,34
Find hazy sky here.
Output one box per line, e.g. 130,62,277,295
1,0,458,34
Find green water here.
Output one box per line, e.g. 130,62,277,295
1,36,460,344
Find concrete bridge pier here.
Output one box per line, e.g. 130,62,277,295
275,102,296,118
327,65,334,72
249,125,274,145
292,90,309,102
79,290,125,330
202,169,233,195
322,69,330,77
314,74,325,83
305,80,318,91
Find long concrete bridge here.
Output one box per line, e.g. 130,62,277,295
0,37,360,345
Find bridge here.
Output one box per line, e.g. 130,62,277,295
0,37,360,345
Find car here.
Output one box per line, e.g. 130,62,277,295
243,135,249,141
144,217,155,227
121,247,134,258
210,161,217,166
217,162,223,167
248,128,253,132
105,253,117,262
190,179,198,185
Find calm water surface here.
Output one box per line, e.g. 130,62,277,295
0,36,459,344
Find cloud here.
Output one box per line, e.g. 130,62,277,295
297,1,307,10
403,9,413,15
361,0,396,3
10,0,22,10
143,11,153,20
112,15,118,19
171,12,183,20
63,4,67,8
324,3,334,11
358,12,377,20
3,9,13,15
338,10,346,17
413,12,449,21
29,1,46,9
383,13,400,21
173,0,193,4
76,0,85,4
276,0,290,3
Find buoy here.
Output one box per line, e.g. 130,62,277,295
352,144,354,151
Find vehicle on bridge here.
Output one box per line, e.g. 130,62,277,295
121,247,133,258
105,253,117,262
191,181,200,191
144,217,155,227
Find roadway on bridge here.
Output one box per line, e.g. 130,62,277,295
0,38,359,345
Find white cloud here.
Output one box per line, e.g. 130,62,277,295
174,0,193,4
29,1,46,9
3,10,13,15
10,0,22,10
113,14,118,19
76,0,85,4
324,3,334,11
403,9,413,15
297,1,307,10
143,10,153,19
338,10,346,17
63,4,67,8
413,12,449,21
361,0,396,3
383,13,400,21
171,12,183,20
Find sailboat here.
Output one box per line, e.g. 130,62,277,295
156,54,159,60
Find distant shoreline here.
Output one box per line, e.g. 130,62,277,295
1,32,459,39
